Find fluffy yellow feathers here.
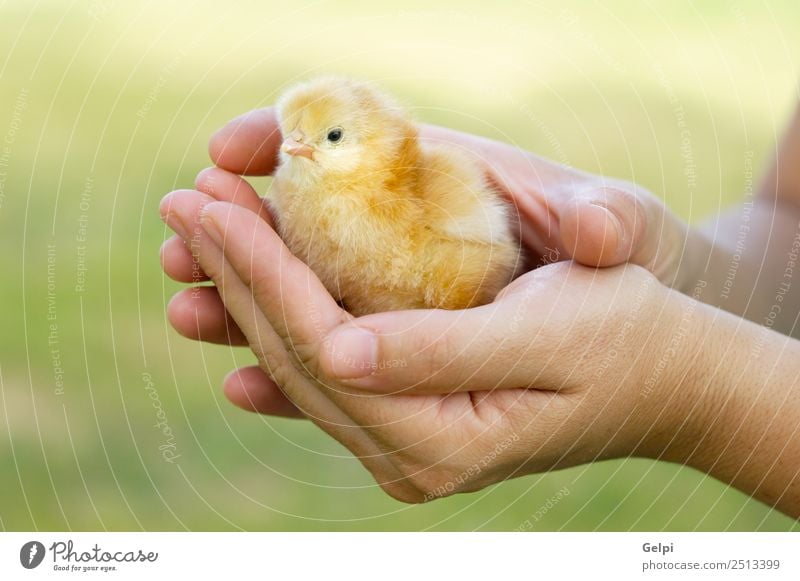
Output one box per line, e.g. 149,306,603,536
271,77,520,316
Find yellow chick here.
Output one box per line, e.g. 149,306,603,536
270,76,520,316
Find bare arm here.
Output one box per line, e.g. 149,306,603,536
761,106,800,203
679,105,800,337
662,293,800,516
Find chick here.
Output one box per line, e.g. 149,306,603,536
270,76,520,316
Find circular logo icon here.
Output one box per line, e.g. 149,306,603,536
19,541,45,569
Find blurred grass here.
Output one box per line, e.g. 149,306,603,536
1,0,799,530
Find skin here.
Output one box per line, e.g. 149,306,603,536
160,106,800,515
678,107,800,338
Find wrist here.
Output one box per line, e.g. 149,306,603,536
664,309,800,515
672,227,715,297
633,286,724,463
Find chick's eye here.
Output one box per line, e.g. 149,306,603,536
327,128,343,143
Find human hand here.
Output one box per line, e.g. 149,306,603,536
160,182,700,502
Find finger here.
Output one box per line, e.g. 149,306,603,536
161,169,274,281
420,126,689,281
199,201,348,354
316,284,547,395
208,107,282,176
194,166,275,226
555,187,646,266
209,113,478,179
160,188,217,242
190,219,415,491
556,184,688,284
167,286,248,346
223,366,305,418
167,189,411,475
162,190,292,354
559,194,628,267
177,206,341,418
160,235,209,283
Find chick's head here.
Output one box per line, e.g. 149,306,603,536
276,77,413,179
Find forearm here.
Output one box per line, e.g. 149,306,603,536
662,297,800,517
678,198,800,337
760,105,800,204
676,103,800,336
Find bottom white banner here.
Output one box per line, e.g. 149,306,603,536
0,532,796,580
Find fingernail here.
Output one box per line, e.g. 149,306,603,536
326,327,378,380
158,193,174,220
590,202,624,244
159,195,188,239
199,205,223,246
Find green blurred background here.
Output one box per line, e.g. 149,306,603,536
1,0,799,531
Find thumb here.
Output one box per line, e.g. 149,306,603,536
316,295,543,395
557,185,688,285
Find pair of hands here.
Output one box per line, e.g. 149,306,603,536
160,108,700,502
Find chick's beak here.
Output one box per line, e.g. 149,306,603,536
281,137,315,160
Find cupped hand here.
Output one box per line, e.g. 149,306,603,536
160,181,696,502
